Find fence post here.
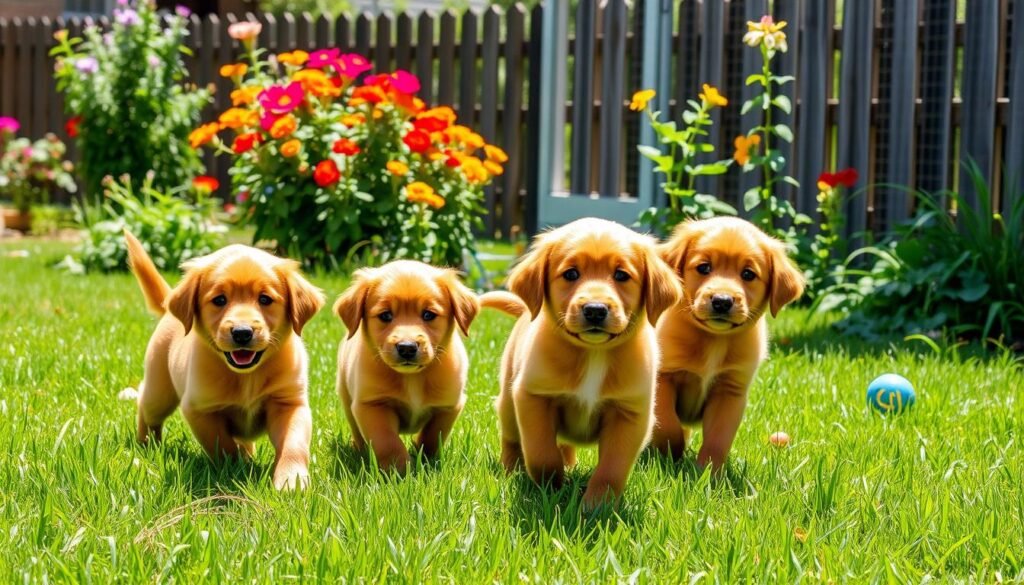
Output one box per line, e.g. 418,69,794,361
796,0,829,230
636,0,673,210
960,0,999,215
1005,0,1024,210
882,0,918,230
570,0,595,196
836,0,873,246
695,0,725,198
915,0,955,204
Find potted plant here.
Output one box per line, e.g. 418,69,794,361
0,117,77,232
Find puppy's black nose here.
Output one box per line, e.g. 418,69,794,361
396,341,418,360
711,294,734,314
582,303,609,325
231,325,254,345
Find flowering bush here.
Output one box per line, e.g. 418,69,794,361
51,0,210,198
192,29,502,267
0,117,76,213
801,167,858,295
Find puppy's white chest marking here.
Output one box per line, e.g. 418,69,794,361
574,352,608,411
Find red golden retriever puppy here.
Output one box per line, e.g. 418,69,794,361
125,231,325,490
651,217,804,470
334,260,479,474
481,218,681,508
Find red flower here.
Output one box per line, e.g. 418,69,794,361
413,116,448,133
233,132,261,154
332,138,361,156
313,159,340,187
444,149,462,168
65,115,82,138
818,167,859,189
192,175,220,192
403,129,432,153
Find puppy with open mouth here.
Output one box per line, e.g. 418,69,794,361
651,217,804,471
334,260,479,474
125,231,325,490
481,218,680,509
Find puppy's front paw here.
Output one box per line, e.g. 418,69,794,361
273,467,310,491
581,481,620,511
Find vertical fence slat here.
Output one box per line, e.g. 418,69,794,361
315,14,330,49
296,12,313,50
773,0,799,210
216,15,236,196
1008,0,1024,208
458,10,478,127
375,12,392,72
915,0,955,198
524,4,543,235
334,13,350,51
15,18,33,135
49,18,66,143
278,12,295,52
673,0,701,123
737,0,767,211
479,7,500,236
438,11,456,107
796,0,829,224
836,0,874,244
32,18,50,140
695,0,724,197
394,12,412,72
881,0,918,228
960,0,1000,212
255,12,274,55
0,19,13,118
415,11,434,101
598,0,626,198
570,0,595,195
501,4,525,239
355,12,371,59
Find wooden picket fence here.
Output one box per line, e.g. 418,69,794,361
1,0,1022,241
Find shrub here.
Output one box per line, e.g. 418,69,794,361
798,168,857,298
192,31,500,268
0,118,76,212
74,174,223,272
815,162,1024,343
51,1,211,199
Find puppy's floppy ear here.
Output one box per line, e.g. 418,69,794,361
505,232,553,320
658,220,699,274
166,264,203,334
334,268,374,339
767,240,805,317
442,272,480,337
279,261,325,336
640,243,683,325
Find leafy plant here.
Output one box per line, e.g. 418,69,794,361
633,87,737,235
815,162,1024,343
51,1,211,199
799,168,857,297
193,32,499,267
0,119,76,213
74,173,223,273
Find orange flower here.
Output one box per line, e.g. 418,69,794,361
461,157,490,184
189,122,221,149
386,160,409,176
484,144,509,163
444,125,471,144
277,50,309,66
350,85,388,105
218,107,259,129
280,139,301,157
292,69,340,98
192,175,219,193
230,86,263,106
699,84,728,107
463,132,485,152
232,132,261,154
220,63,248,79
418,106,457,125
332,138,360,156
313,159,341,187
483,160,504,176
341,113,366,127
629,89,656,111
427,150,446,162
406,181,444,209
733,133,762,166
269,114,297,139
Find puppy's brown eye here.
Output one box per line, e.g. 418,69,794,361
258,294,273,306
212,295,227,307
378,311,393,323
422,310,437,322
696,263,712,275
741,268,757,282
563,268,580,281
613,269,630,282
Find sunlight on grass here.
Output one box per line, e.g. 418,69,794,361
0,240,1021,581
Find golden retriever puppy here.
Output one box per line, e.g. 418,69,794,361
334,260,479,474
124,231,325,490
481,218,681,508
651,217,804,470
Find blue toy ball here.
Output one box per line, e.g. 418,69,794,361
867,374,916,415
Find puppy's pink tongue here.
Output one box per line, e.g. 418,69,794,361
231,350,256,365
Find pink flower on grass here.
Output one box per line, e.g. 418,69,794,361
307,48,340,70
389,70,420,95
334,53,371,79
258,81,304,116
0,116,19,134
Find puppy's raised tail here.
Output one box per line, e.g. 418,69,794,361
124,229,171,316
479,291,528,318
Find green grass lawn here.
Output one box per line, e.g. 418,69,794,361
1,240,1022,582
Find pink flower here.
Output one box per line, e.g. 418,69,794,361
174,5,191,18
389,70,420,95
0,116,19,134
307,48,340,70
259,110,280,131
258,81,304,115
335,53,372,78
227,21,262,42
237,191,249,203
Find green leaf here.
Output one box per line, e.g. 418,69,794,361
772,95,792,115
745,73,767,86
743,188,762,212
698,143,716,153
690,163,730,176
771,75,796,85
741,95,763,116
782,175,801,188
774,123,794,143
637,145,663,159
682,110,698,125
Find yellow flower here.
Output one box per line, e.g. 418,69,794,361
231,86,262,106
733,133,761,166
744,15,788,52
817,180,832,192
269,115,297,139
699,84,728,107
484,144,509,163
387,160,409,176
463,132,485,151
220,63,248,79
483,160,504,176
340,113,366,127
629,89,656,111
427,150,446,162
406,181,444,209
278,50,309,66
218,107,259,129
292,69,340,98
418,106,457,125
280,139,301,158
461,157,490,184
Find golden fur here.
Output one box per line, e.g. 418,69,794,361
125,230,325,490
334,260,479,473
482,218,681,508
651,217,804,470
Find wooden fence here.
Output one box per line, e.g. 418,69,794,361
1,0,1022,241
